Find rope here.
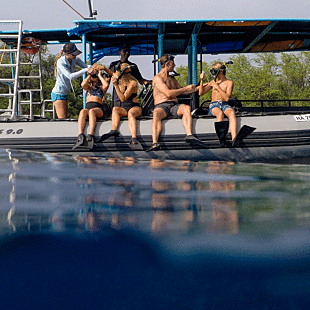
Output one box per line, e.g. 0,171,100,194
61,0,85,19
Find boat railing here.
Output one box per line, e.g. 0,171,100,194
201,99,310,114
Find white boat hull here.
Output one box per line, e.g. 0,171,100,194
1,113,310,163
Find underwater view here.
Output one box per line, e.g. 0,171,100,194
0,149,310,309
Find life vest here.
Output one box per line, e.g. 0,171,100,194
21,37,46,55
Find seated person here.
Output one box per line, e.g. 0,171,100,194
72,69,110,150
199,62,236,147
98,63,143,149
147,54,204,152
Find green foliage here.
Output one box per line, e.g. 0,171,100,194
174,52,310,107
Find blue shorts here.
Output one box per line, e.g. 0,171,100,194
51,92,68,102
209,100,232,115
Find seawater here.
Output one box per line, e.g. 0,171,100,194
1,148,310,237
1,148,310,309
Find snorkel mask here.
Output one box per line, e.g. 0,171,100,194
152,55,175,66
161,55,175,66
210,61,233,77
210,68,219,76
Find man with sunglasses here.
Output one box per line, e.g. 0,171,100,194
109,43,150,105
147,54,204,152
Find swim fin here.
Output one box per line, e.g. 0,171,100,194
87,134,95,150
97,130,119,143
185,135,207,147
232,125,256,147
146,143,161,152
129,137,143,150
72,133,86,150
214,121,229,147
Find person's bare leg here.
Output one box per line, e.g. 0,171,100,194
127,106,142,138
212,107,225,122
54,100,68,119
112,107,127,131
152,108,166,144
177,104,192,136
88,108,103,136
224,108,237,141
78,109,89,135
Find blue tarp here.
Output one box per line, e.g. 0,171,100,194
90,43,155,62
201,41,244,53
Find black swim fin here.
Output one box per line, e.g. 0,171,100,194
232,125,256,147
185,135,207,147
87,134,95,150
146,143,161,152
72,133,86,150
97,130,119,143
129,137,143,150
214,121,229,147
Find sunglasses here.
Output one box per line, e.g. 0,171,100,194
121,49,130,53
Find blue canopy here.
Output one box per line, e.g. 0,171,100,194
2,18,310,83
66,18,310,56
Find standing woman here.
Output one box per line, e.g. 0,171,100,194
51,42,93,119
98,63,143,149
72,70,110,150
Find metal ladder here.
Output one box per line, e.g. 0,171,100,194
18,50,45,118
0,20,22,119
0,20,47,119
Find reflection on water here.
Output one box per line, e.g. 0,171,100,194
0,149,309,238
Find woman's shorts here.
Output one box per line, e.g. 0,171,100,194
209,100,232,115
51,92,68,102
114,100,140,112
122,102,140,112
85,101,111,117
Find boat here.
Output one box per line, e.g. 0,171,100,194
1,18,310,163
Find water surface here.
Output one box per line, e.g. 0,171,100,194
1,149,309,237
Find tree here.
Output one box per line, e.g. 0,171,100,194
279,52,310,102
174,51,310,107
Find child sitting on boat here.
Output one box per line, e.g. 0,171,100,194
97,63,143,150
72,69,110,150
199,62,254,147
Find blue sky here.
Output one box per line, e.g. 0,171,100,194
3,0,310,80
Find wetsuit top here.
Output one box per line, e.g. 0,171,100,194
109,60,143,105
86,83,104,99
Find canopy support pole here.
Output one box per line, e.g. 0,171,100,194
83,34,87,108
187,44,192,85
158,23,164,72
191,33,198,85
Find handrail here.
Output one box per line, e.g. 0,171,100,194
201,99,310,113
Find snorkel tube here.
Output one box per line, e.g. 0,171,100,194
117,64,135,82
212,61,233,81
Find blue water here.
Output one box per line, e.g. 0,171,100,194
1,148,310,236
1,149,310,309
